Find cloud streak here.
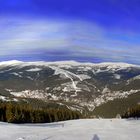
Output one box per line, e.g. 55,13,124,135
0,17,140,64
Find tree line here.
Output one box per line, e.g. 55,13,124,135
121,104,140,118
0,102,81,123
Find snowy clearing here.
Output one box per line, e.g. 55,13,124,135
0,119,139,140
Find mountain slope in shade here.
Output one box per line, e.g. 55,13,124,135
0,60,140,114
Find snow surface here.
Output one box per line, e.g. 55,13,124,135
50,66,81,95
10,72,22,77
26,68,42,72
0,95,18,102
0,60,138,68
0,119,139,140
114,74,121,79
10,90,47,99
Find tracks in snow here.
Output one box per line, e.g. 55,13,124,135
50,66,82,96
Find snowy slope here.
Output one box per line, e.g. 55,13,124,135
0,60,137,68
0,119,140,140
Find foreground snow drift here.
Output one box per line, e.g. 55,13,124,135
0,119,139,140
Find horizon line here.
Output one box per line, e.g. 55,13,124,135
0,59,139,66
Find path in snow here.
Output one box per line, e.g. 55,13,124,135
50,66,81,96
0,119,140,140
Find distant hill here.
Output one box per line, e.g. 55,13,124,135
0,60,140,117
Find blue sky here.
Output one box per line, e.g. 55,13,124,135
0,0,140,64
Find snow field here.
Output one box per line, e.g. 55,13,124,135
0,119,139,140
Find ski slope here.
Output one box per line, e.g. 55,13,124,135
0,119,140,140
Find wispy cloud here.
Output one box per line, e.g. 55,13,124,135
0,17,139,64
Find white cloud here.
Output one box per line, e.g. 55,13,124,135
0,17,139,63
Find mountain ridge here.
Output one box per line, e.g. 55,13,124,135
0,60,140,117
0,60,139,67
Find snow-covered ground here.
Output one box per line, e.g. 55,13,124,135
0,119,139,140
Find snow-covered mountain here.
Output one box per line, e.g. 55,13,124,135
0,60,140,112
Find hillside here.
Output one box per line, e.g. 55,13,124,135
0,60,140,117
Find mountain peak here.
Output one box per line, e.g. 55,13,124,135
0,60,23,66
